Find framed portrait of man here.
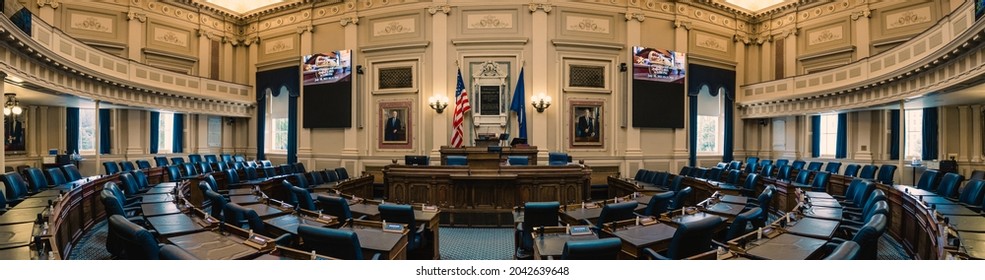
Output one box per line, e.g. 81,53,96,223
5,116,26,154
379,101,412,149
570,100,603,148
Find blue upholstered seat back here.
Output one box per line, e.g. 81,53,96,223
725,207,761,241
298,225,363,259
853,214,887,260
225,169,240,185
153,156,169,167
743,173,759,192
825,162,841,174
120,161,136,172
521,202,561,251
726,170,741,184
24,168,48,192
171,157,185,165
188,154,202,163
204,189,227,218
166,165,181,182
595,201,638,229
669,187,692,210
937,173,964,199
2,172,28,200
291,186,317,211
281,181,299,206
46,167,67,185
759,164,774,178
317,195,354,221
706,168,723,181
561,237,621,260
794,170,810,184
335,167,349,180
644,192,674,216
103,161,120,175
664,216,723,259
776,165,792,181
774,159,789,167
309,172,324,185
109,214,160,260
293,162,306,173
876,164,897,185
790,160,806,170
806,162,823,171
323,169,338,182
204,155,218,163
824,241,861,260
960,180,985,206
916,170,939,191
843,164,860,177
244,167,259,180
668,176,684,193
135,160,151,170
507,156,529,166
548,152,569,166
119,173,141,196
379,204,421,250
634,169,647,181
743,163,758,174
811,171,831,192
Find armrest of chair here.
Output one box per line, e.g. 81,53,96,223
643,248,671,260
370,252,382,260
126,216,148,226
272,233,294,246
835,225,861,239
828,237,848,245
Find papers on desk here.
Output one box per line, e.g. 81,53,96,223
316,215,335,224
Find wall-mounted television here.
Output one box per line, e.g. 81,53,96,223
632,46,686,128
302,50,352,128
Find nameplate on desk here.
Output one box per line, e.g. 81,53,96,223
639,217,657,226
570,226,592,236
244,235,268,249
383,223,404,233
422,205,438,212
584,204,600,209
316,215,335,224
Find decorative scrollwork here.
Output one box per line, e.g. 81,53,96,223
528,3,553,13
426,5,451,15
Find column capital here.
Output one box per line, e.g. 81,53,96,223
851,9,871,21
528,3,553,13
127,11,147,23
37,0,59,9
426,5,451,15
673,20,692,30
340,16,360,27
297,25,313,34
624,12,645,22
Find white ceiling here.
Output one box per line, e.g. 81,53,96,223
200,0,289,15
720,0,791,14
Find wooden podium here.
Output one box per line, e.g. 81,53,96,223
439,146,539,167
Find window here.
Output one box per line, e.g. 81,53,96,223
818,114,838,157
158,112,173,153
269,87,289,151
78,109,95,153
696,86,723,153
904,109,923,159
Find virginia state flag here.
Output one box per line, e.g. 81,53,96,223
510,68,527,139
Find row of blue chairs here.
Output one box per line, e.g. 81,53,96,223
0,164,84,210
412,152,572,167
739,157,898,185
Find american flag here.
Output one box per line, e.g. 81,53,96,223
451,68,472,148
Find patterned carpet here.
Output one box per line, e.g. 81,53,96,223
68,220,909,260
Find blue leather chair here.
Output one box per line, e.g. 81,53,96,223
727,161,741,171
667,176,684,193
61,164,83,182
652,172,669,186
232,161,245,170
589,201,638,233
216,161,228,172
843,189,886,218
153,156,169,167
644,216,723,260
723,207,762,241
101,188,144,226
548,152,570,166
119,161,136,172
841,180,876,209
858,165,878,180
261,167,277,178
293,162,306,173
201,175,224,195
828,214,886,260
746,187,774,227
281,181,299,206
823,241,861,260
560,237,622,260
960,180,985,209
1,171,29,203
936,173,964,199
833,178,866,201
633,170,647,181
225,169,241,186
843,164,860,177
642,171,657,185
135,160,151,170
298,225,379,260
309,172,324,185
103,161,120,175
323,169,338,182
244,167,259,180
774,159,789,167
261,160,273,167
204,155,218,163
291,186,317,211
679,166,691,177
335,167,350,180
806,162,823,172
743,163,758,174
776,165,792,181
810,171,831,192
233,155,246,162
516,202,561,258
791,160,806,170
759,164,774,178
725,170,741,184
104,182,141,208
706,168,723,181
165,165,181,182
794,170,811,184
972,170,985,181
915,170,939,191
841,201,888,230
825,162,842,174
446,156,468,166
508,156,529,166
223,203,292,245
220,154,233,163
171,157,185,165
119,173,144,196
279,164,295,175
108,214,160,260
378,204,424,251
643,192,674,216
24,168,49,192
876,164,897,185
741,173,760,196
669,187,692,210
132,170,150,191
204,189,228,218
181,163,197,177
293,174,310,190
745,157,759,166
159,244,198,260
759,159,772,167
198,162,213,174
689,168,707,178
188,154,202,163
46,167,68,186
316,195,361,221
246,161,259,168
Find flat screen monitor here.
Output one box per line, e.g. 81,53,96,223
405,155,429,166
302,50,353,128
631,45,686,128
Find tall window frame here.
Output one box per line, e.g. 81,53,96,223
818,114,838,157
696,86,724,154
904,109,924,160
268,86,289,152
78,109,96,154
158,112,174,153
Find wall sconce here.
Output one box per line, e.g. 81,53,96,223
3,93,22,116
531,93,552,113
428,95,449,113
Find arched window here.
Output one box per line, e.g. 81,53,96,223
696,86,724,153
268,87,289,151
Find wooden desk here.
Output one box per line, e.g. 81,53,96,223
531,227,598,260
743,233,827,260
141,202,185,217
167,231,260,260
606,176,669,197
146,213,207,237
719,195,748,205
0,208,45,226
786,217,840,240
802,207,843,221
337,221,408,260
604,221,678,259
947,216,985,233
439,146,539,167
703,201,744,219
0,223,37,249
263,214,337,237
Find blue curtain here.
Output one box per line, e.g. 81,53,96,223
922,107,938,160
66,107,79,154
173,113,184,153
811,115,821,158
99,109,111,154
256,67,300,161
836,113,847,159
149,112,160,154
889,110,900,160
687,64,736,166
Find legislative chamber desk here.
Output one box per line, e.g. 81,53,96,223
438,146,539,167
383,163,591,226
